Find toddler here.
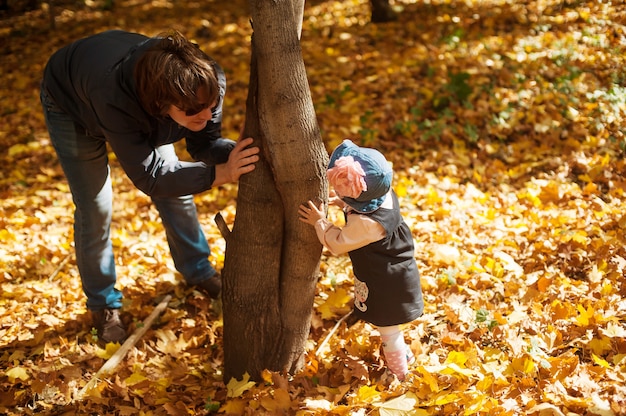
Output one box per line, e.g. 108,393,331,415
299,139,424,380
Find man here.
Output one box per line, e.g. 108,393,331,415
40,30,259,344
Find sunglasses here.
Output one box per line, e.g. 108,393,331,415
182,104,211,116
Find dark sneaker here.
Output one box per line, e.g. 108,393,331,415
92,308,127,344
196,274,222,299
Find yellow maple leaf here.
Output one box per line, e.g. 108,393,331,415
508,355,536,375
434,392,460,406
591,353,611,368
125,372,148,386
356,385,380,403
601,283,613,296
318,288,351,319
444,350,468,367
317,303,334,320
0,229,16,242
517,357,535,374
476,375,494,392
444,363,475,377
6,366,30,382
226,372,256,398
575,304,594,326
571,230,588,245
95,342,121,359
442,350,476,376
415,366,439,392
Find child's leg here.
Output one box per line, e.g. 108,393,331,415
378,325,411,380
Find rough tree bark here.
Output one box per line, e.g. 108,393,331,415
219,0,328,381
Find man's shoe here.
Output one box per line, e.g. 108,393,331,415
196,274,222,299
92,308,127,344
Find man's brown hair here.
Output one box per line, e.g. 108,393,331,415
135,31,219,118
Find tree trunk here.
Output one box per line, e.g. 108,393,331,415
370,0,397,23
220,0,328,381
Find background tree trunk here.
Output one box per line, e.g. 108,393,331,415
220,0,328,381
370,0,397,23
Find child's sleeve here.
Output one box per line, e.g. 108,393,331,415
313,214,386,256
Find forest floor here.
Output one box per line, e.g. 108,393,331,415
1,0,626,415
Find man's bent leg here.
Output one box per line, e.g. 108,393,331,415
42,89,122,311
152,194,217,286
152,145,219,297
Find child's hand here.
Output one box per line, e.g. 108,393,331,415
298,200,325,226
328,190,345,208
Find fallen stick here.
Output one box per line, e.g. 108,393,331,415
48,253,72,282
315,310,353,357
75,294,172,401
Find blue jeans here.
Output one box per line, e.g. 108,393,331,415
40,89,216,310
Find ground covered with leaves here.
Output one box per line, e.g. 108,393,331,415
1,0,626,414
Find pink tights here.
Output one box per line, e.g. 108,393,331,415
379,325,414,380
